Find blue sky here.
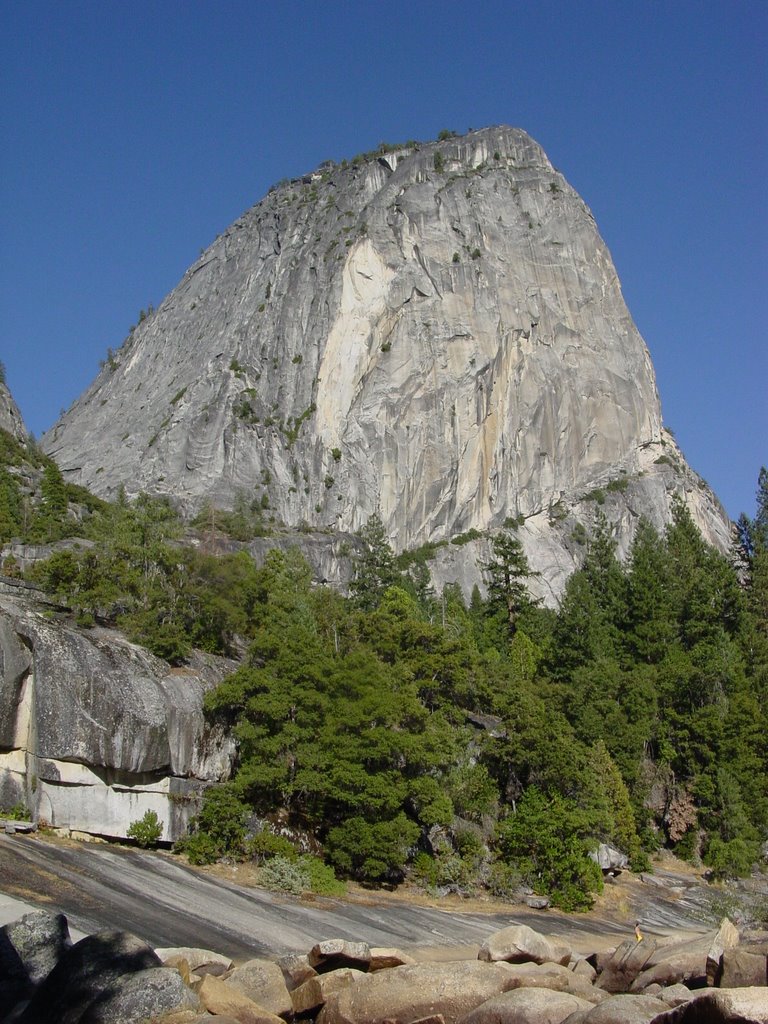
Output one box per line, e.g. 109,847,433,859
2,0,765,520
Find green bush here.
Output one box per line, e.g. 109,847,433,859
246,828,298,863
303,856,346,896
127,810,163,848
1,803,30,821
259,855,310,894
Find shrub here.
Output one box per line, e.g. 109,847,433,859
331,447,342,462
259,855,310,894
2,803,30,821
127,810,163,848
452,252,460,263
247,828,298,863
433,152,444,173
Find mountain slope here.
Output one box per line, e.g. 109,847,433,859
42,126,730,585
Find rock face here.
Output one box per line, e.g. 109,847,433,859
0,376,27,443
0,583,235,840
42,126,730,601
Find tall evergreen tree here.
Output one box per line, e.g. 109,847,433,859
350,513,400,610
480,530,538,637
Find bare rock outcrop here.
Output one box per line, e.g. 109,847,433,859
0,377,27,444
0,586,235,841
42,127,731,603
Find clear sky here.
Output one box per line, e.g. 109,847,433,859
2,1,765,521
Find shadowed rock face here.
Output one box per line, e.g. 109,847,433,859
42,126,730,596
0,379,27,443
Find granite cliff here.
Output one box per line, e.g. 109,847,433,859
43,126,730,598
0,579,235,840
0,376,27,444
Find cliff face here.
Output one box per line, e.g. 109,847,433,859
42,126,731,584
0,580,234,840
0,378,27,443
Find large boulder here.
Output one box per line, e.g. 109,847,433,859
224,957,293,1018
316,961,517,1024
499,962,604,1004
719,949,767,989
478,926,571,968
291,967,365,1015
562,993,670,1023
459,986,593,1023
595,939,657,993
17,930,161,1023
647,987,768,1022
631,932,722,993
196,973,283,1023
1,910,71,985
706,919,740,987
77,966,198,1022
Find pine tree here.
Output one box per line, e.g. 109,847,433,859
480,530,538,637
350,513,400,610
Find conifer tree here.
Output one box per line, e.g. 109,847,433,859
480,530,537,637
350,513,399,610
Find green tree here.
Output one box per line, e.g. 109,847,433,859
480,531,538,637
497,787,603,911
350,513,400,610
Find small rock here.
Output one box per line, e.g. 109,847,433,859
369,946,417,971
277,951,317,990
308,938,371,973
155,946,233,972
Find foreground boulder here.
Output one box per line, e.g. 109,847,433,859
460,986,593,1022
196,973,282,1023
17,930,173,1023
596,939,657,994
561,992,670,1022
1,910,70,987
648,987,768,1022
224,957,293,1017
316,961,517,1024
478,925,571,968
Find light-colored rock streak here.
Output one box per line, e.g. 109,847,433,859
315,239,395,446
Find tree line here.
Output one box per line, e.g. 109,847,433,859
2,426,766,910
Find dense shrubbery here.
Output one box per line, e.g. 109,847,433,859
14,445,768,909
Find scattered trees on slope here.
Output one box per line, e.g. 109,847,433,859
15,472,768,907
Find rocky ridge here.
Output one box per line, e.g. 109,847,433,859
0,378,27,445
42,126,731,601
1,907,766,1023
